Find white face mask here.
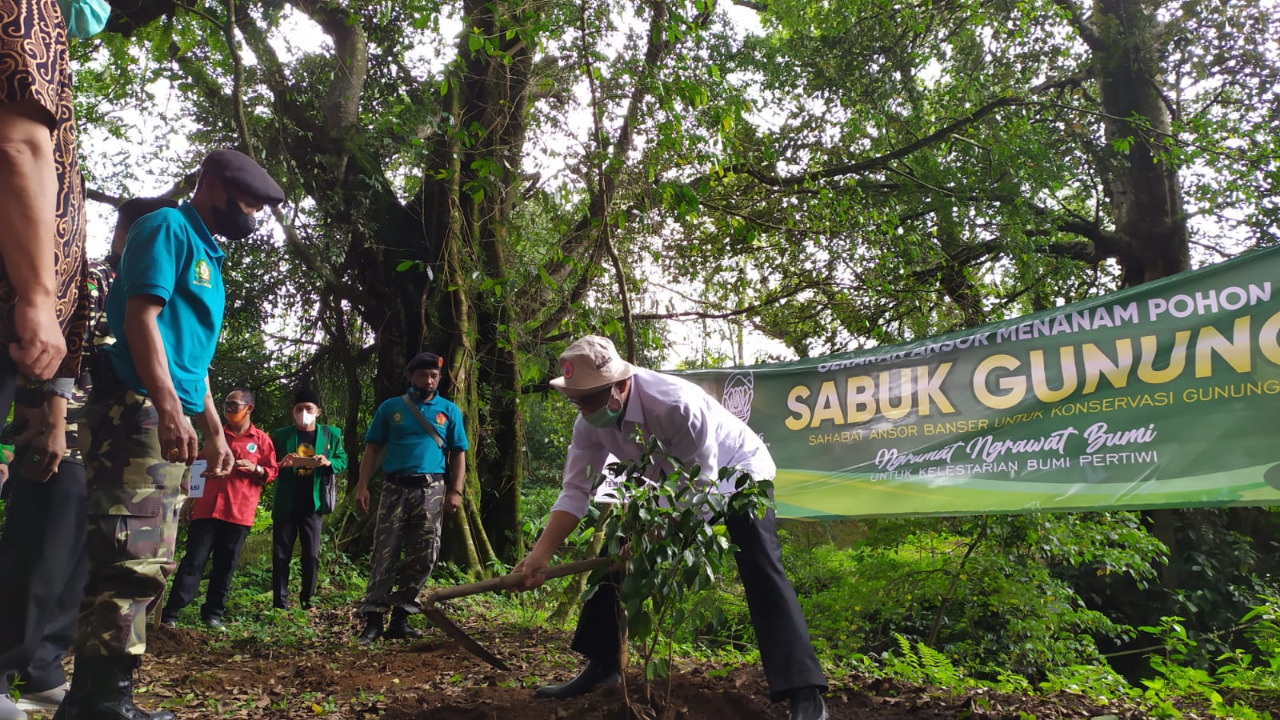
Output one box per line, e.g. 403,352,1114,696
296,411,317,428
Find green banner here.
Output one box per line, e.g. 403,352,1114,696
681,246,1280,519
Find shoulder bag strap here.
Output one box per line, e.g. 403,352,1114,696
401,394,446,450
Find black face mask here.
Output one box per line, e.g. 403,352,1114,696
409,383,436,402
212,199,258,240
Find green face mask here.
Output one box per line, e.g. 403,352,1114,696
57,0,111,39
583,394,624,428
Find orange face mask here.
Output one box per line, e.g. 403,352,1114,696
225,408,249,425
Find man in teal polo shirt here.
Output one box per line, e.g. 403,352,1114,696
57,149,284,720
354,352,469,644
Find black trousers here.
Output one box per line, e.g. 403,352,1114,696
162,518,250,622
272,513,322,609
571,505,827,701
0,460,89,695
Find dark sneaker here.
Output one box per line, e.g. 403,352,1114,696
789,687,828,720
15,682,67,714
0,693,25,720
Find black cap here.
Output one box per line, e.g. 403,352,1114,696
406,352,444,372
292,388,322,408
201,149,286,205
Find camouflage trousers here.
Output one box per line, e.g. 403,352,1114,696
358,478,444,615
74,376,188,657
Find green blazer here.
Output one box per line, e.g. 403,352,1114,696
271,424,348,519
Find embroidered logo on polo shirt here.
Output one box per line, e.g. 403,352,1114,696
247,442,258,452
435,412,447,426
391,411,403,424
194,259,213,288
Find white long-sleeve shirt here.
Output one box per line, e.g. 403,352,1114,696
550,368,776,520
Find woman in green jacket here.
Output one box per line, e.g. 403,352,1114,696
271,389,348,609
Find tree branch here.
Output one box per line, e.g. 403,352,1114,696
578,0,635,360
727,73,1086,188
530,0,681,341
1052,0,1104,52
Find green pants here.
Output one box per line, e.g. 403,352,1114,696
74,376,188,657
358,479,444,615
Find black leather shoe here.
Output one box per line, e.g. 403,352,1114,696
789,687,827,720
535,660,620,699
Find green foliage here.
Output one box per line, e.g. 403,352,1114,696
1134,604,1280,719
783,514,1155,680
882,634,968,688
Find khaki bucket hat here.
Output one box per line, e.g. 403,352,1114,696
550,335,636,393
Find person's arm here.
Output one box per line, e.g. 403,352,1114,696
515,510,582,589
442,450,466,513
325,427,348,475
14,390,67,482
514,423,604,589
256,436,279,485
0,100,65,379
125,296,199,465
354,443,383,514
193,380,233,475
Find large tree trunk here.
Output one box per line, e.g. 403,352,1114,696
1093,0,1190,287
450,0,538,562
1091,0,1190,589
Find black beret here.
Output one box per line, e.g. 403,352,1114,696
406,352,444,372
292,388,322,408
201,149,286,205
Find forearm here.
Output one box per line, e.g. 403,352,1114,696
0,114,57,303
124,299,182,415
193,383,221,437
44,393,68,426
448,451,466,495
531,510,582,560
357,445,381,488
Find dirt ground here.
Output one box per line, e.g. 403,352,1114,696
26,607,1141,720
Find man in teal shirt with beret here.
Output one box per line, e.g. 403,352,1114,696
58,149,284,720
354,352,468,644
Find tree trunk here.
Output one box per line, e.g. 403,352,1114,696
1092,0,1190,588
1093,0,1190,287
450,0,539,562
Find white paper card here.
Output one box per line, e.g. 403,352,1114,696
188,459,208,498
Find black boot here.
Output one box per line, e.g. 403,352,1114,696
50,656,89,720
534,659,620,699
383,608,423,640
357,613,384,645
55,655,175,720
